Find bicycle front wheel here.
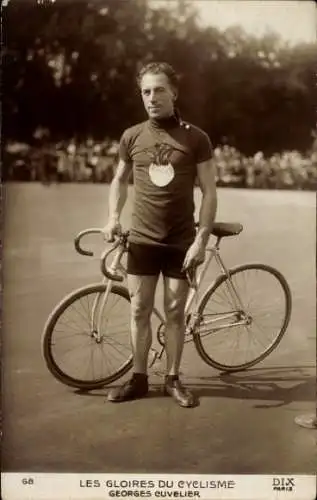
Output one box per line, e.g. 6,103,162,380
194,264,292,372
42,284,133,390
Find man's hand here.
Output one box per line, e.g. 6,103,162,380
102,219,122,242
182,239,206,271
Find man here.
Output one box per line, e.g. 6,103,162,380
103,62,217,407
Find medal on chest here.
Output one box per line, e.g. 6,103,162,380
148,162,175,187
147,143,175,187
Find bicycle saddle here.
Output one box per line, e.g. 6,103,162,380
211,222,243,238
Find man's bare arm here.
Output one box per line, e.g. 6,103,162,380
183,158,217,269
104,159,132,240
108,159,132,220
195,157,217,245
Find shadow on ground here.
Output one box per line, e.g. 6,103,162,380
74,365,316,409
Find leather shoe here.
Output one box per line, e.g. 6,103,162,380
107,374,148,402
164,378,197,408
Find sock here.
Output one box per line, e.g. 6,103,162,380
165,374,179,384
132,372,148,382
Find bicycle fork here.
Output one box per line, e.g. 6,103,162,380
90,249,127,341
90,280,113,342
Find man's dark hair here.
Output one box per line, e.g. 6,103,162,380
136,62,179,90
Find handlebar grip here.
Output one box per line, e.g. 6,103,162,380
100,248,124,282
74,235,94,256
74,228,103,256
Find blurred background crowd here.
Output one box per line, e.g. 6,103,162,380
4,135,317,190
2,0,316,190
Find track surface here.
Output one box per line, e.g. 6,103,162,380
2,184,316,474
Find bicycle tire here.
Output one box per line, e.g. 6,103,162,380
42,283,133,390
193,263,292,372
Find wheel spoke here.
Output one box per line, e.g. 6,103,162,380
53,339,93,359
97,343,117,375
44,286,132,387
55,316,89,333
98,344,118,374
195,266,290,369
50,330,90,341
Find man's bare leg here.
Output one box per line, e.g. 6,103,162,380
107,274,158,402
128,274,159,373
163,276,189,375
163,276,196,407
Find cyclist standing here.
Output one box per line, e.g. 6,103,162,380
103,62,217,407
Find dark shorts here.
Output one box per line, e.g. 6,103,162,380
127,242,188,279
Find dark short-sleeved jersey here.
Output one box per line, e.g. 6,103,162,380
119,120,212,249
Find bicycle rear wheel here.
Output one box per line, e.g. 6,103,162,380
42,284,133,390
194,264,292,372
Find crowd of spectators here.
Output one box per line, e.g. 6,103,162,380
3,137,317,191
4,138,119,184
213,145,317,190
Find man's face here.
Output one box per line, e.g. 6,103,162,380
140,72,176,119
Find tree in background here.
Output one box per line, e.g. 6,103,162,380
3,0,316,155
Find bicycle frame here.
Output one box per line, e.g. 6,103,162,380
91,236,249,346
185,240,243,314
44,227,291,388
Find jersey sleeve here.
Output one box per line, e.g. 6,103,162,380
193,127,213,164
118,129,132,162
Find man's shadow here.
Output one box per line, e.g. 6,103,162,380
75,365,316,409
186,367,316,409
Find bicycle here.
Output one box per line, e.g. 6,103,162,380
42,222,292,391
